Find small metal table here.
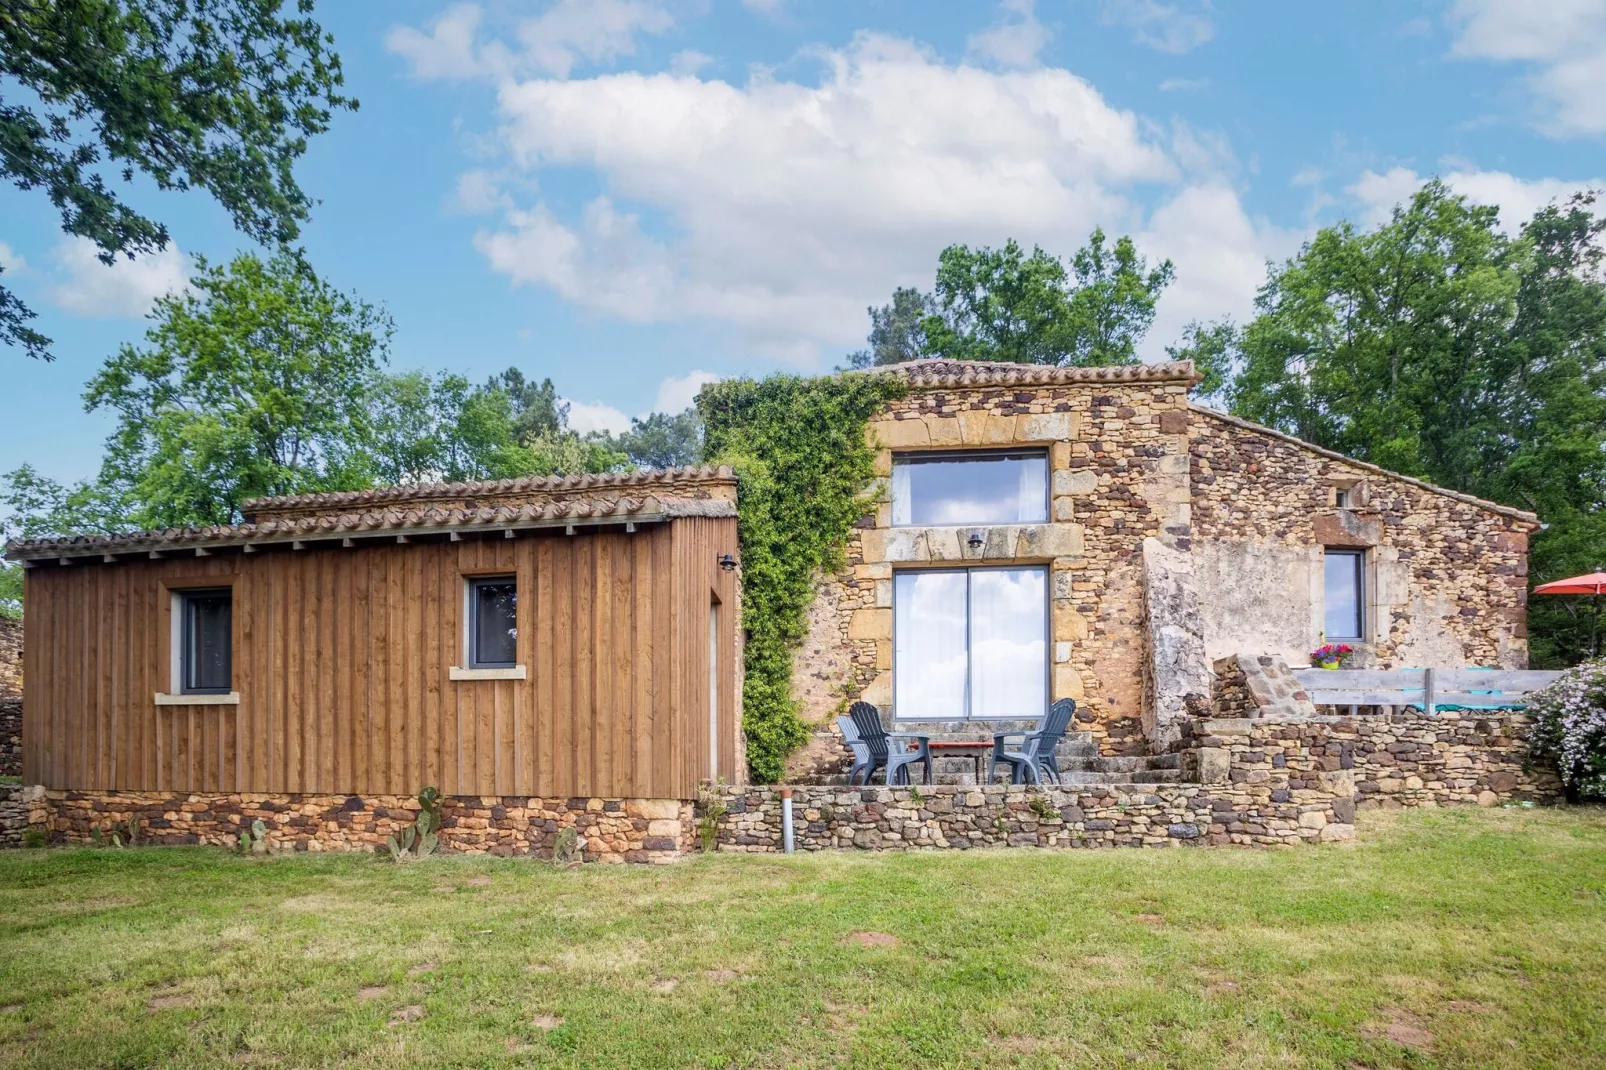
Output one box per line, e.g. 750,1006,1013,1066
926,740,995,785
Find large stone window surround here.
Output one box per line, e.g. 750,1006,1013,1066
850,404,1186,714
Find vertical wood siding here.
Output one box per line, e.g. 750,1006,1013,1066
20,518,740,799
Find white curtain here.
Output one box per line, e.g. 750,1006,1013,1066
891,462,912,526
893,571,967,720
1016,458,1047,523
968,568,1047,719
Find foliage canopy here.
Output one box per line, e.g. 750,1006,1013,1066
0,0,355,360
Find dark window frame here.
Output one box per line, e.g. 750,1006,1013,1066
178,588,233,695
890,564,1050,721
1323,549,1366,642
890,448,1050,528
468,575,519,669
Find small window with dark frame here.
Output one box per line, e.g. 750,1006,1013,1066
179,589,233,695
1322,550,1365,642
469,577,519,668
1334,487,1351,508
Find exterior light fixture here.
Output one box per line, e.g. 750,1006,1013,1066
717,553,738,572
967,529,985,551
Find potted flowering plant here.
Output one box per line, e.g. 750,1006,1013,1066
1309,643,1355,669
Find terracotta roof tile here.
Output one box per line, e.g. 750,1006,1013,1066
868,358,1200,389
6,466,739,562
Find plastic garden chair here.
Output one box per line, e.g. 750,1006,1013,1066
989,699,1076,785
847,701,933,786
836,715,872,785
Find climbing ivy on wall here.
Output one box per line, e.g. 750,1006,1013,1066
698,372,908,782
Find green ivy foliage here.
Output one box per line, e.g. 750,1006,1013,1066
699,372,908,782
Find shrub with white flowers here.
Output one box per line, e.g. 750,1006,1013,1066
1527,659,1606,799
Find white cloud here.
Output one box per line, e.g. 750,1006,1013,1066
741,0,785,17
1138,184,1301,353
561,397,633,435
1448,0,1606,137
449,169,513,214
1348,166,1601,232
386,0,674,82
385,3,495,80
457,31,1200,363
1101,0,1214,54
0,241,25,273
48,238,189,318
1157,76,1208,92
561,369,718,435
966,0,1051,69
670,49,713,75
652,369,719,413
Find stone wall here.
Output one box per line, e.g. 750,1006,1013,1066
0,615,19,698
27,792,695,863
1189,408,1537,670
716,780,1355,852
1210,653,1317,720
803,376,1195,756
0,699,17,778
1184,707,1560,807
0,784,33,848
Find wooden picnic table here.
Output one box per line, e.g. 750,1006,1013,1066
926,739,995,785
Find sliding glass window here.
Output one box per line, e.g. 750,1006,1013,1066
892,566,1047,720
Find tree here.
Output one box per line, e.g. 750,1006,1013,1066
594,408,703,468
1,0,355,360
844,287,931,368
482,367,566,442
81,251,390,528
1166,318,1238,403
1226,181,1606,665
851,230,1173,368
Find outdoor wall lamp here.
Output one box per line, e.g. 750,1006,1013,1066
967,529,985,551
717,553,738,572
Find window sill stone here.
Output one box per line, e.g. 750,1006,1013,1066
449,666,527,681
154,692,240,706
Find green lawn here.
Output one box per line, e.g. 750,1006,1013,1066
0,808,1603,1068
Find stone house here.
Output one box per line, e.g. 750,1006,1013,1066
789,358,1537,771
2,358,1550,857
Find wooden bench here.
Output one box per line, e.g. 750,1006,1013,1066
1291,668,1563,715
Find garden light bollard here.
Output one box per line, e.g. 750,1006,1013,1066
781,787,795,854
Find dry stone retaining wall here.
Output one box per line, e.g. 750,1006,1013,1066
1185,708,1559,807
716,781,1355,852
0,616,20,699
29,791,694,863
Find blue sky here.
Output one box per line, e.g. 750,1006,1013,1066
3,0,1603,486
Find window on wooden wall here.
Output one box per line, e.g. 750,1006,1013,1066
1322,550,1365,641
177,589,233,695
468,576,519,669
891,451,1048,526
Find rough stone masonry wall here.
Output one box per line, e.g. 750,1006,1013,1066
0,615,20,698
0,616,19,778
0,784,31,848
1189,410,1536,670
27,791,695,863
1184,709,1560,807
717,781,1355,852
792,379,1193,763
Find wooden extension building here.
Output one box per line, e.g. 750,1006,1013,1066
7,468,742,842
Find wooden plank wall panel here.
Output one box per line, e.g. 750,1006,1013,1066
19,517,739,799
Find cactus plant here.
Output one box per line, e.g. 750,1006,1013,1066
386,787,443,862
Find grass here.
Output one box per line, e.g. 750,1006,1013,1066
0,808,1603,1068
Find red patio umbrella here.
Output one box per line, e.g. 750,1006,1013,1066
1533,571,1606,657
